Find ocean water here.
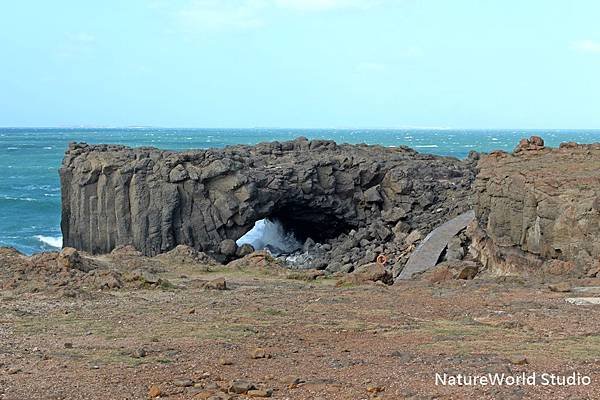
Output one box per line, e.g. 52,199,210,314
2,127,600,255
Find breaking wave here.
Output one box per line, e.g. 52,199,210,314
35,235,63,248
237,219,302,255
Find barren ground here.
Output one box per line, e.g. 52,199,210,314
2,259,600,400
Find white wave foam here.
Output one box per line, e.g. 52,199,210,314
35,235,63,248
237,219,301,255
414,145,439,148
0,195,37,202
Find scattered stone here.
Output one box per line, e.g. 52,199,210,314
148,385,161,398
425,261,479,283
367,386,384,394
63,342,73,349
337,262,393,286
248,388,273,398
158,245,218,266
219,358,233,365
94,270,123,289
283,376,304,385
509,356,528,365
110,245,142,257
57,247,81,269
7,368,21,375
203,277,227,290
389,351,412,363
250,348,269,359
129,269,161,285
456,264,479,280
193,390,218,399
228,380,256,394
173,378,194,387
297,269,325,280
228,251,283,270
204,382,219,390
548,282,571,293
132,348,147,358
404,230,423,247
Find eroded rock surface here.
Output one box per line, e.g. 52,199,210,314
473,137,600,276
61,138,476,270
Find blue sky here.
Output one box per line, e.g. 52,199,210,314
1,0,599,128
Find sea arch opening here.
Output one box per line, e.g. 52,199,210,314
235,203,355,256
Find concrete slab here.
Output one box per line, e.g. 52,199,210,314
396,210,475,281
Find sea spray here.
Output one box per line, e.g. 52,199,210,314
237,219,302,255
35,235,63,248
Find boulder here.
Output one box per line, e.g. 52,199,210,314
58,247,95,272
203,277,227,290
158,244,217,265
236,243,255,258
513,135,545,153
219,239,238,257
228,251,283,270
425,261,479,283
228,380,256,394
404,230,423,247
57,247,81,269
337,262,393,285
548,282,571,293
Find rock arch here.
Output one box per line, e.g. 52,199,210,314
61,138,476,269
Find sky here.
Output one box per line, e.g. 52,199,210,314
0,0,599,129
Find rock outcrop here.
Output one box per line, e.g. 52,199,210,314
61,138,476,270
472,137,600,277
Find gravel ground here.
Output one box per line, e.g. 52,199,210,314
1,254,600,399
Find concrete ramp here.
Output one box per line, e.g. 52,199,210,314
396,210,475,281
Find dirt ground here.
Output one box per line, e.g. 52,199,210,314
2,253,600,400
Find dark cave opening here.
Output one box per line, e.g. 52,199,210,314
236,205,354,255
270,206,353,244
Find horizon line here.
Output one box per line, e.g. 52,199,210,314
2,126,600,131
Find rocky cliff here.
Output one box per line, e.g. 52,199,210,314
61,138,476,271
472,137,600,277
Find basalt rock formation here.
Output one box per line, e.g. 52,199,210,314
472,136,600,277
61,138,476,271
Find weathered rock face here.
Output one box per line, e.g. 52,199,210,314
472,137,600,276
61,138,476,269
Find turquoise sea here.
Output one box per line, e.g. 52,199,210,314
2,127,600,255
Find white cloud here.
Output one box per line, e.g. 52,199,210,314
356,62,386,73
173,0,388,33
178,0,267,33
67,32,97,45
572,39,600,54
274,0,379,12
56,32,98,60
